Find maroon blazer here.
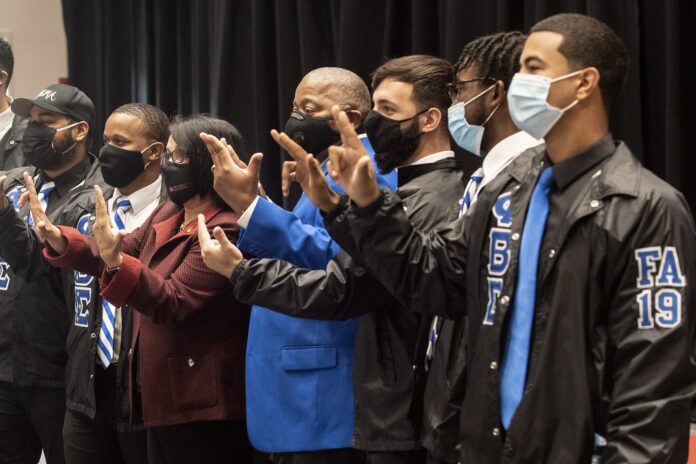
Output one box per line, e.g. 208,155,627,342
45,201,250,427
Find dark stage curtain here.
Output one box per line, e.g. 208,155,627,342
61,0,695,210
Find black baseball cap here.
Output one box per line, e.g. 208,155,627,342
11,83,95,133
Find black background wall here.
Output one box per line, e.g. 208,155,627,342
61,0,695,210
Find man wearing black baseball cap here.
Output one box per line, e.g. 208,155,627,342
0,83,108,464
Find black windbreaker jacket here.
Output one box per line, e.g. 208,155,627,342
0,156,110,388
232,158,465,451
62,181,166,430
326,141,695,463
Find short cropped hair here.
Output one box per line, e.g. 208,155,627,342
304,67,372,116
0,38,14,87
530,13,628,110
113,103,170,144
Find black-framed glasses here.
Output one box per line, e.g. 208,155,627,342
162,148,189,165
447,77,497,102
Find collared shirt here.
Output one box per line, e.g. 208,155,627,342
107,175,163,363
539,133,616,280
476,131,543,199
409,150,455,166
0,96,15,142
109,175,163,232
39,155,92,217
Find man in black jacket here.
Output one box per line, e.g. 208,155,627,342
200,55,467,464
59,103,169,464
0,38,26,172
0,83,106,464
303,13,694,463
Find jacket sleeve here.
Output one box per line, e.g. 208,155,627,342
0,205,54,279
601,192,696,463
235,158,396,269
98,225,238,325
42,225,105,277
340,190,469,318
232,250,392,320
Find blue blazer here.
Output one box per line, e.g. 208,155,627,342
237,135,397,452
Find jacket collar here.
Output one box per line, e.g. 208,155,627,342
592,141,640,200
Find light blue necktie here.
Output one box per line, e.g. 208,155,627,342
424,167,484,370
97,197,130,368
500,167,554,428
27,181,55,226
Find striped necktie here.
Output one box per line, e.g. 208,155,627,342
499,167,554,428
97,197,130,369
424,167,484,370
27,181,55,226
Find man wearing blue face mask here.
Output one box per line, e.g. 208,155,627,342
0,83,109,464
310,13,695,464
422,31,542,463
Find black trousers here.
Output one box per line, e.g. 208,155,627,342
258,448,364,464
364,449,427,464
425,452,455,464
62,365,148,464
0,380,65,464
147,420,252,464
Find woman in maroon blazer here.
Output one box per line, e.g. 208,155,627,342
29,114,253,463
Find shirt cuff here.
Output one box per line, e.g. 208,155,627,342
237,196,260,229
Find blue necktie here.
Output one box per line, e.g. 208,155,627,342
97,197,130,368
424,167,484,370
500,167,554,428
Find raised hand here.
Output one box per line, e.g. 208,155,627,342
92,185,125,269
23,172,68,253
327,105,380,207
197,214,244,278
271,129,340,213
200,132,263,214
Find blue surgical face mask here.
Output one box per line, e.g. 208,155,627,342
507,70,582,139
448,84,499,156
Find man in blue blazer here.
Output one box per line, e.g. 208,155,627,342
202,67,396,463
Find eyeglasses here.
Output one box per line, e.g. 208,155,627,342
162,148,189,165
447,77,497,102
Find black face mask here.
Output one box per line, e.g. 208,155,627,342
99,143,155,188
363,109,425,173
23,121,79,171
284,110,340,156
161,161,196,206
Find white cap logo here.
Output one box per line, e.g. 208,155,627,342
36,89,57,101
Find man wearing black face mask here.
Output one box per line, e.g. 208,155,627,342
60,103,169,464
0,83,108,464
200,67,397,464
200,55,467,464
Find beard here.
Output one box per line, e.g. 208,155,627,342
373,121,421,174
48,130,78,170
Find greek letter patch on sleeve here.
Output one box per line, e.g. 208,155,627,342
634,246,685,329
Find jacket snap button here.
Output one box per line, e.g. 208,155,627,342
9,140,15,145
511,233,520,241
90,332,96,339
188,358,195,367
490,361,498,370
90,374,94,379
128,348,133,357
549,249,556,258
590,200,600,208
492,427,501,437
500,295,509,305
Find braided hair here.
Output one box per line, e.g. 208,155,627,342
453,31,527,90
